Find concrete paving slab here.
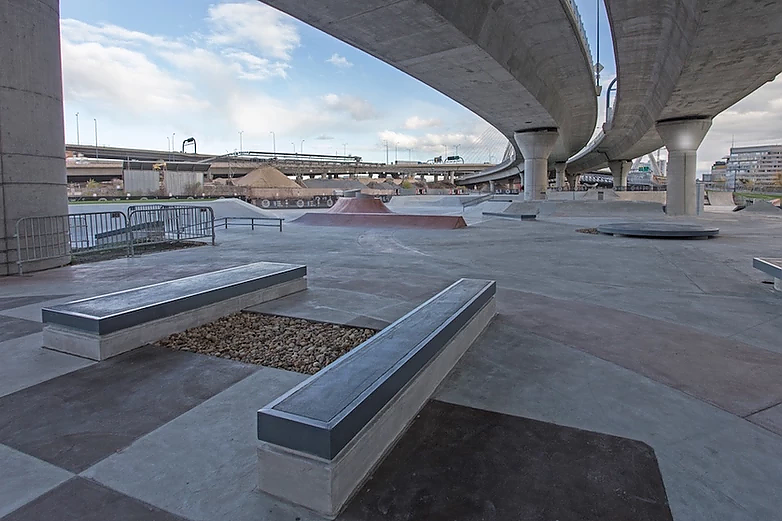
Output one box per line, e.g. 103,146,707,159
246,286,402,327
0,477,190,521
582,287,782,339
0,333,93,398
0,296,79,323
0,347,257,472
341,400,673,521
0,295,69,311
0,444,73,518
436,315,782,520
84,368,315,521
497,288,782,417
660,420,782,520
0,316,43,342
746,403,782,436
436,316,735,446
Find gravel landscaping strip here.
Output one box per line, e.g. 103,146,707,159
156,312,377,375
576,228,600,235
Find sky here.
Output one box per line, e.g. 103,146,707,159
60,0,782,171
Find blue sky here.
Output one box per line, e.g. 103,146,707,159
60,1,780,170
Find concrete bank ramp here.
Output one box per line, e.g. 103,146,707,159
504,200,665,218
207,198,282,220
707,191,736,207
740,201,782,215
328,197,393,214
616,191,667,204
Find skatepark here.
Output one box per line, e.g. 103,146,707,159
2,194,782,520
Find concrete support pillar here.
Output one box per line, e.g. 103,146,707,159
609,160,632,190
1,0,69,275
489,180,495,193
565,173,579,191
514,129,559,201
656,118,712,216
554,162,567,190
433,174,439,183
448,172,455,184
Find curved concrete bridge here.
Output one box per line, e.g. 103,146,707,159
567,0,782,215
258,0,598,201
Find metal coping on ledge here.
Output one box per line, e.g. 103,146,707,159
754,258,782,278
42,263,306,335
257,278,496,460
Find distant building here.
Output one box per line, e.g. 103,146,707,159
706,160,728,186
726,144,782,189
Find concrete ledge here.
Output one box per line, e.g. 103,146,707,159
257,278,496,518
482,211,537,220
754,258,782,292
42,263,307,360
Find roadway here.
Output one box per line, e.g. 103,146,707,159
257,0,598,199
567,0,782,212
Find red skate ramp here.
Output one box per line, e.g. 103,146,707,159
294,212,467,229
329,197,393,214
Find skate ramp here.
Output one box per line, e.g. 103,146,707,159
616,191,667,204
295,195,467,229
294,213,467,229
740,201,782,215
503,201,664,218
328,197,393,214
707,191,736,207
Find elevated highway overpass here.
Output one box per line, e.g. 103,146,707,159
567,0,782,215
258,0,598,201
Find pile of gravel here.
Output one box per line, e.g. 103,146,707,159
156,312,377,375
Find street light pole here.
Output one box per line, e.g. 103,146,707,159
75,112,80,145
239,131,244,152
291,142,296,154
455,144,460,157
395,142,398,163
384,140,389,164
270,131,276,154
93,119,98,158
343,143,347,156
300,140,305,155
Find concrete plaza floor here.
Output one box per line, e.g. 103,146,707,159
1,197,781,520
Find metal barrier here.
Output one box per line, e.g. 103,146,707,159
127,206,215,250
13,206,215,275
69,211,132,257
219,217,283,232
14,215,71,275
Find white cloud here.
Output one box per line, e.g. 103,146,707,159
326,53,353,68
207,2,300,60
699,74,782,170
322,94,379,121
404,116,442,130
60,39,208,114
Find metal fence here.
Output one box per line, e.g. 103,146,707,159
14,216,71,275
14,206,216,275
69,211,131,256
127,206,216,248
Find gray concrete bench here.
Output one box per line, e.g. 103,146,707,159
256,278,496,518
42,262,307,360
754,258,782,292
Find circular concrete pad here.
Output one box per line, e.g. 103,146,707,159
598,222,719,239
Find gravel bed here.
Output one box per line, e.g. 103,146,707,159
576,228,600,235
156,312,377,375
